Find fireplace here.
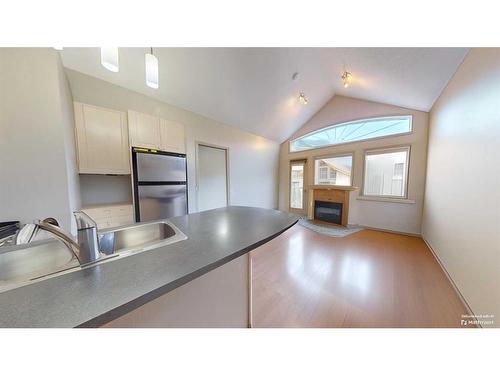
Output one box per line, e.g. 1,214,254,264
314,200,343,225
308,186,354,226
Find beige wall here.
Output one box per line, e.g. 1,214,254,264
422,48,500,326
279,95,429,235
0,48,80,233
65,69,279,212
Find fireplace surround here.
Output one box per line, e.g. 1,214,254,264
307,185,356,226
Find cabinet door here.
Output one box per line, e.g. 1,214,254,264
74,102,130,174
128,110,161,149
82,204,134,230
160,119,186,154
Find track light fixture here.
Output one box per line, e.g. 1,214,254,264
299,92,308,105
341,71,352,88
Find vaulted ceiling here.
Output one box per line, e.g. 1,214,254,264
60,48,468,142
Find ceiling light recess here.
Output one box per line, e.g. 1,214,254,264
145,47,159,89
100,47,119,72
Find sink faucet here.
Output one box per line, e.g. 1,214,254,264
72,211,102,265
29,212,103,266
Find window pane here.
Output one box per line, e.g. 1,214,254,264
394,163,404,179
363,149,408,197
314,155,352,186
290,164,304,209
290,116,412,152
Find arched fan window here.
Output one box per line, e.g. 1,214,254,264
290,116,412,152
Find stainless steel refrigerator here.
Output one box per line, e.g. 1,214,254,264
132,148,188,222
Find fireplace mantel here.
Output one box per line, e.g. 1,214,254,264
308,185,357,191
307,186,358,226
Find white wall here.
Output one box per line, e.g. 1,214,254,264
422,48,500,326
56,54,81,234
0,48,80,233
279,95,429,235
79,175,132,207
65,69,279,212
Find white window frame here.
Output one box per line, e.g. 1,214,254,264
361,146,411,199
313,152,354,187
289,115,413,153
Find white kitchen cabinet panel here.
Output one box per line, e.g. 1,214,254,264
74,102,130,174
160,119,186,154
82,204,134,230
128,110,161,149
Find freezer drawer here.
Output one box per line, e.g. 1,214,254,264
136,152,186,182
137,184,187,222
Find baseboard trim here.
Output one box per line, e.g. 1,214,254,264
358,225,422,238
422,236,479,327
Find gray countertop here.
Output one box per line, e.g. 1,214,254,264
0,206,297,327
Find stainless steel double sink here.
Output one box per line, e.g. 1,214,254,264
0,221,187,291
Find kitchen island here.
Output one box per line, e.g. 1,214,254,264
0,206,297,328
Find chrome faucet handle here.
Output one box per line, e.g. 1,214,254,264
73,211,103,265
74,211,98,230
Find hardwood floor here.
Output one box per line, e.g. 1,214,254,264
251,225,472,328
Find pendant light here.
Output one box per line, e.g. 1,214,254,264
145,47,159,89
100,47,119,72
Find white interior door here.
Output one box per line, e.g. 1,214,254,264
197,144,228,212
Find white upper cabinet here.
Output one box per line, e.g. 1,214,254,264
128,110,186,154
160,119,186,154
128,110,161,149
74,102,130,174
